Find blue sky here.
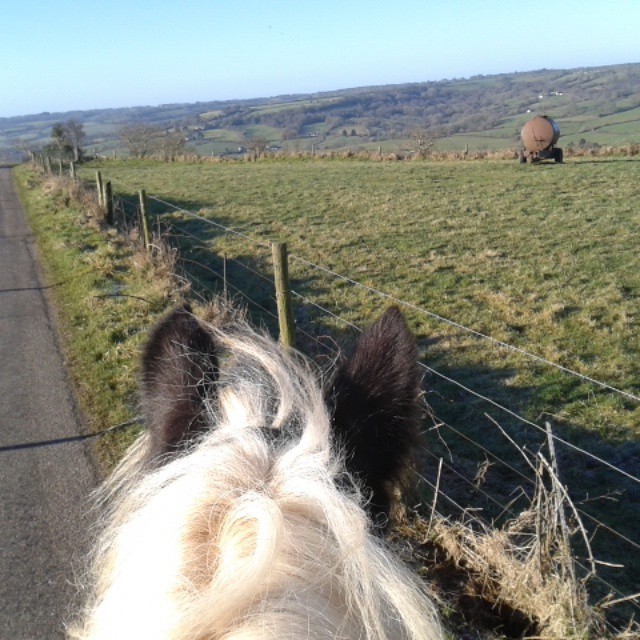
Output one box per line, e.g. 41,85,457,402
1,0,639,118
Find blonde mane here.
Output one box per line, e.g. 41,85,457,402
69,309,443,640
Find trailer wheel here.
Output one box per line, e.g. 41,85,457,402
519,150,526,164
554,148,564,163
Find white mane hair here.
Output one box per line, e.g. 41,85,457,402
68,305,443,640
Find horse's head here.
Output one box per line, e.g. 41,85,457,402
141,304,422,524
69,303,443,640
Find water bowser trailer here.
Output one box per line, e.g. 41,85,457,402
519,115,563,163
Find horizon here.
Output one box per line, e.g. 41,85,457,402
2,0,640,119
5,61,639,121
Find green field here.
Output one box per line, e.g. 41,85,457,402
78,157,640,440
95,155,640,620
17,154,640,627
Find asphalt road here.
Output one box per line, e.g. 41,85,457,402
0,167,97,639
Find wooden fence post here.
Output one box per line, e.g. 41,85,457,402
44,156,52,174
96,171,104,207
138,189,151,250
271,241,296,349
70,161,76,180
104,180,114,224
223,253,228,302
58,158,63,175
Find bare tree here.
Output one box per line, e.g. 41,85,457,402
160,131,187,162
50,123,71,157
118,124,160,158
64,119,86,161
244,136,269,160
47,120,86,161
408,127,439,157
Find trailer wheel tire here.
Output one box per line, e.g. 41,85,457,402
554,148,564,163
519,150,526,164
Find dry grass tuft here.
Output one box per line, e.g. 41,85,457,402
429,511,597,638
124,230,195,316
394,426,628,638
41,174,104,220
398,454,640,637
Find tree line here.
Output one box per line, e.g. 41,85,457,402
43,121,189,162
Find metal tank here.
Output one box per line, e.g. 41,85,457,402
519,115,563,163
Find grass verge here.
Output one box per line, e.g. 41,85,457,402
13,165,183,469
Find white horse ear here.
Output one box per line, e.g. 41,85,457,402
326,306,422,521
141,306,219,460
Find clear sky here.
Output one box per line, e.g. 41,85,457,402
1,0,639,118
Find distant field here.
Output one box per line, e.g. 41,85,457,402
3,64,640,162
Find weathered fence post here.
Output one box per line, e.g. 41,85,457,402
104,180,114,225
96,171,104,207
58,158,63,175
271,241,296,349
223,253,228,302
138,189,151,251
70,161,76,180
44,155,52,174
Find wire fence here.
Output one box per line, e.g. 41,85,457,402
43,161,640,627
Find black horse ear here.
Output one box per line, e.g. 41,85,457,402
141,306,219,460
326,306,422,523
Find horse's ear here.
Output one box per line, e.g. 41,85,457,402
141,306,219,460
326,306,422,522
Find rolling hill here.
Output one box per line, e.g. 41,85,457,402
2,62,640,161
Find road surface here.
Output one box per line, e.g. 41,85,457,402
0,167,97,639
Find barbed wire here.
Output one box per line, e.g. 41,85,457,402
418,360,640,486
174,257,279,323
290,254,640,404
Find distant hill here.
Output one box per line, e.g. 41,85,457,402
2,62,640,161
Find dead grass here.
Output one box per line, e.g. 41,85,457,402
394,470,618,639
390,422,640,639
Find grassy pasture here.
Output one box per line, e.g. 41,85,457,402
80,157,640,516
78,157,640,442
76,156,640,613
17,154,640,627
